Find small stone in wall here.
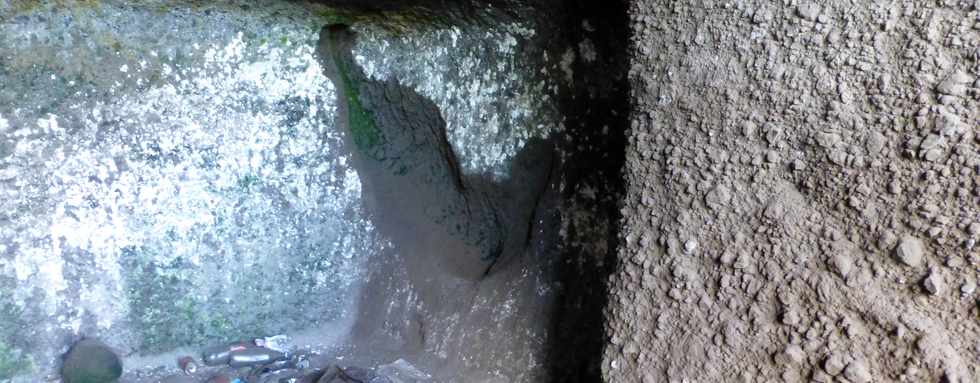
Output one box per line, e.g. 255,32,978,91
823,352,848,376
960,280,976,296
967,222,980,236
829,252,854,278
774,344,805,366
683,239,698,255
843,359,872,383
937,71,972,97
894,235,924,267
781,309,800,326
705,184,732,211
811,370,834,383
888,179,902,194
796,3,820,21
923,270,944,295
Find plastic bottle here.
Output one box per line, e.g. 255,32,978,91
202,341,253,366
247,352,310,376
227,347,287,368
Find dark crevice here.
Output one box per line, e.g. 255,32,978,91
544,0,630,381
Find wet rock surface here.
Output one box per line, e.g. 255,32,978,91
607,0,980,382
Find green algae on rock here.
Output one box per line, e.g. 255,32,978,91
0,341,31,381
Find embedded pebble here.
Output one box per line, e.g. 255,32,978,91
894,235,924,267
937,71,972,96
968,222,980,236
843,360,872,383
823,353,848,376
796,3,820,21
829,252,854,278
960,280,975,295
923,271,944,295
684,239,698,254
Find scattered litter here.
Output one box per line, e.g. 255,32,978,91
186,336,427,383
254,334,291,353
202,341,254,366
178,356,198,375
228,347,287,368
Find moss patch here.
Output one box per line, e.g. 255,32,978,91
312,8,356,26
118,246,242,352
0,293,31,380
327,31,383,159
0,341,30,380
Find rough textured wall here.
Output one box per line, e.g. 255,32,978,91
0,1,575,381
607,1,979,382
0,2,376,377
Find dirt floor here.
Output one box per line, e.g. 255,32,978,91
605,1,980,382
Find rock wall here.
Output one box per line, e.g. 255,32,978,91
0,1,579,380
606,1,979,382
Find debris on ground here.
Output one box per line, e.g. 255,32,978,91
202,342,256,367
179,356,199,375
253,335,291,354
143,334,436,383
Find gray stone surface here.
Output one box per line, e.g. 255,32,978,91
0,1,575,381
0,3,377,378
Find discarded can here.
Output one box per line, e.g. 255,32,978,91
202,341,253,366
178,356,198,374
227,347,286,368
